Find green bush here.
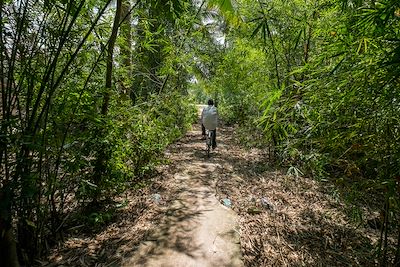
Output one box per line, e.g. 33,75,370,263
74,91,197,201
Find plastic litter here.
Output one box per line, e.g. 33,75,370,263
261,197,275,211
247,207,262,214
222,198,232,208
152,193,161,204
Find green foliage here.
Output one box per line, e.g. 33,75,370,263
200,0,400,263
87,210,114,227
0,0,198,263
73,91,196,201
189,82,209,104
209,38,269,125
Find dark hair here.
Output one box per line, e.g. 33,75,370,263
207,99,214,106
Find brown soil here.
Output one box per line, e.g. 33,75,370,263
39,117,389,267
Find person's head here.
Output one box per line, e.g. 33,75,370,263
207,99,214,106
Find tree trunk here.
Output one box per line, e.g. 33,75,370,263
101,0,123,115
94,0,123,202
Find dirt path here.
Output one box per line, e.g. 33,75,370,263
43,109,245,267
43,108,385,266
122,125,243,266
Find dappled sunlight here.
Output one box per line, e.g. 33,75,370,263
121,117,243,266
214,143,386,266
40,109,391,267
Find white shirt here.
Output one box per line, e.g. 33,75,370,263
201,105,218,130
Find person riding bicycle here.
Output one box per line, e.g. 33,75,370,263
201,99,218,149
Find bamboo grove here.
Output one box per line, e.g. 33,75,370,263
200,0,400,265
2,0,400,265
0,0,232,264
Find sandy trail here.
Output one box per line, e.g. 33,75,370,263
122,108,243,267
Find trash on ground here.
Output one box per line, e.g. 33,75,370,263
222,198,232,208
152,193,162,204
260,197,276,211
247,206,262,215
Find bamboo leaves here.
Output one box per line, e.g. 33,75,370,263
208,0,235,14
0,0,198,264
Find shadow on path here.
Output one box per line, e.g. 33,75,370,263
121,124,243,267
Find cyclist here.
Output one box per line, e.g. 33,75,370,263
201,99,218,149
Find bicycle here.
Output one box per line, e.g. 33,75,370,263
205,129,214,157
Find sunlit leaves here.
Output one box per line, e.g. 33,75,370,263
208,0,241,25
208,0,235,14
